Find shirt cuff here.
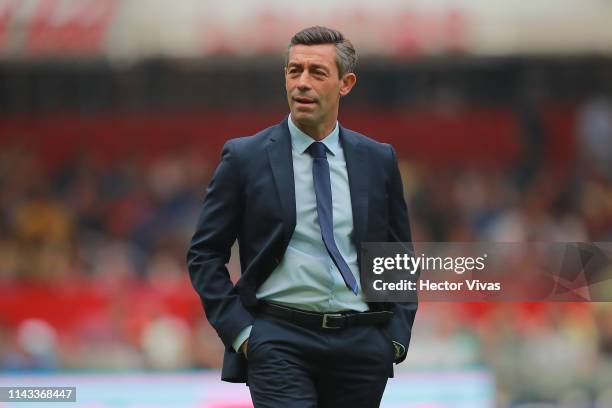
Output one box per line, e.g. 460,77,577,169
232,325,253,353
392,340,406,362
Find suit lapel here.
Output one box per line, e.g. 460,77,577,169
340,125,369,247
266,118,296,246
265,119,368,250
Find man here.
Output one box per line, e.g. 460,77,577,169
187,26,417,407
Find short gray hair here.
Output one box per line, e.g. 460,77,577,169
286,26,357,78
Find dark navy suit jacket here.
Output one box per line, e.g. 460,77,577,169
187,117,418,383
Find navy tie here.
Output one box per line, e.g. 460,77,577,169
307,141,359,295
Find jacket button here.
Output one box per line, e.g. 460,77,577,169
274,257,280,265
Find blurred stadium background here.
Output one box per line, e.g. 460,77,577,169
0,0,611,407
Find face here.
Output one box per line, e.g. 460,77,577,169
285,44,356,130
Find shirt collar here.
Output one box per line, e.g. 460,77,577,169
288,114,339,156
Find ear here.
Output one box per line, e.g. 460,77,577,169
284,66,290,90
339,73,357,97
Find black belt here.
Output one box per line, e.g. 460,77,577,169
257,302,393,330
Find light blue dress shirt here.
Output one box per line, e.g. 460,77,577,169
232,114,368,352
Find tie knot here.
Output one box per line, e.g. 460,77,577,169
307,142,327,159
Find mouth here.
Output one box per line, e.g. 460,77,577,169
292,96,317,106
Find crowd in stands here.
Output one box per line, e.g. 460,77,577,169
0,93,611,406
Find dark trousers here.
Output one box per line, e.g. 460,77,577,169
246,313,395,408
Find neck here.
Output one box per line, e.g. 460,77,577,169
291,114,337,141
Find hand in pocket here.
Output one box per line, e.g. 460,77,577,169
241,339,249,359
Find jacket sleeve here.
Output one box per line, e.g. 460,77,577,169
186,140,254,349
386,145,419,363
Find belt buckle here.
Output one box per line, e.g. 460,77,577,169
322,313,343,329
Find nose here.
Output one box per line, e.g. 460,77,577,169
296,71,312,91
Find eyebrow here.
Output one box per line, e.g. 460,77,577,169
287,62,330,73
